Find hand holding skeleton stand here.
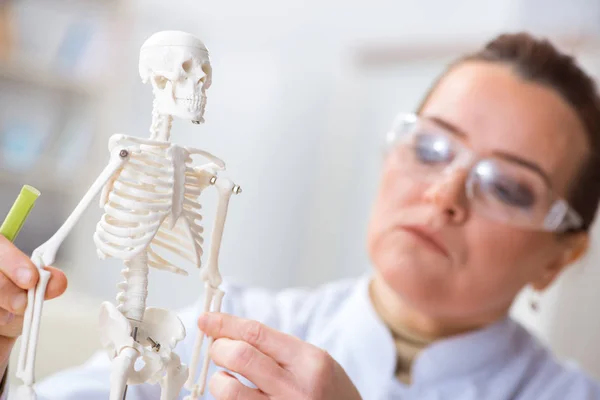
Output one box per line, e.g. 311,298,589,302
13,31,241,400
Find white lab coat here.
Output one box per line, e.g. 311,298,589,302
4,274,600,399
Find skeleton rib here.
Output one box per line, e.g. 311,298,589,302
98,217,161,237
155,229,194,253
113,182,171,201
96,228,156,248
128,161,170,174
183,198,203,210
130,156,165,169
133,151,171,166
108,194,170,212
94,233,147,260
148,248,188,275
184,175,201,185
96,141,210,273
151,237,196,264
148,258,188,275
182,209,202,222
188,224,204,237
119,169,171,187
105,207,162,224
184,188,202,197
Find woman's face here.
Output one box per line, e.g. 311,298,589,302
367,61,589,322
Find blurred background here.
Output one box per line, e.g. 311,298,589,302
2,0,600,387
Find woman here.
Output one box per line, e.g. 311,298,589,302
1,32,600,399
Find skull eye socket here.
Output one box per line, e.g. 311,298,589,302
198,64,211,85
153,75,168,90
182,60,193,73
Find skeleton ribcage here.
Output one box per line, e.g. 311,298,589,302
94,143,206,275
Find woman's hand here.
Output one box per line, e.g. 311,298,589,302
0,236,67,368
198,312,363,400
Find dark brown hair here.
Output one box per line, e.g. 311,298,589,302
418,32,600,232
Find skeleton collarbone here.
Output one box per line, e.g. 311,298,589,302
95,134,221,274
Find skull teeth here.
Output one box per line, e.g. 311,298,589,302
176,97,201,112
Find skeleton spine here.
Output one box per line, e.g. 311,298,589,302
150,99,173,141
117,253,149,321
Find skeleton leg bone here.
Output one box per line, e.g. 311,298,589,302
160,353,189,400
109,347,139,400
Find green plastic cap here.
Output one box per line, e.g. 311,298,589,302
0,185,40,242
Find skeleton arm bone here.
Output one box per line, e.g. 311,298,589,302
30,147,131,267
185,174,240,398
15,146,131,390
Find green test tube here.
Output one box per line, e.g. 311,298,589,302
0,185,40,242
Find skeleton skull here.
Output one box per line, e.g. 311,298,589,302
139,31,212,122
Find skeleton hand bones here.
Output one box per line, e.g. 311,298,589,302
0,237,66,391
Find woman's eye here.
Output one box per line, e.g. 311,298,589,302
490,179,535,208
414,134,453,164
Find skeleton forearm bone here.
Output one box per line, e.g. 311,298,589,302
15,147,130,391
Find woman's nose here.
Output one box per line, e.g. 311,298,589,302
423,169,469,224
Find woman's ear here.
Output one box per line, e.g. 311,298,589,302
532,232,589,291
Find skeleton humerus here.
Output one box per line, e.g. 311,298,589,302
13,31,241,400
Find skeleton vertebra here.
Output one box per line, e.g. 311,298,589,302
14,31,240,400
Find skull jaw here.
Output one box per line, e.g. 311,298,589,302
154,91,207,122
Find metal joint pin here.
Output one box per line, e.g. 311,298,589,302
147,337,161,352
119,149,129,158
232,185,242,194
209,176,217,185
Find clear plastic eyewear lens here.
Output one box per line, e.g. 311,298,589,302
468,160,582,232
468,160,547,228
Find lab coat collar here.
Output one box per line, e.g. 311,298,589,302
327,273,522,395
411,313,519,385
322,274,398,399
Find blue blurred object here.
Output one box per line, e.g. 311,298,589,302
1,120,49,172
55,112,93,177
54,19,95,74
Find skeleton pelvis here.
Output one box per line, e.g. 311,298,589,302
99,302,187,385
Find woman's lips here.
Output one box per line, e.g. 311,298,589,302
400,226,449,257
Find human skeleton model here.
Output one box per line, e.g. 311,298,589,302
13,31,240,400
